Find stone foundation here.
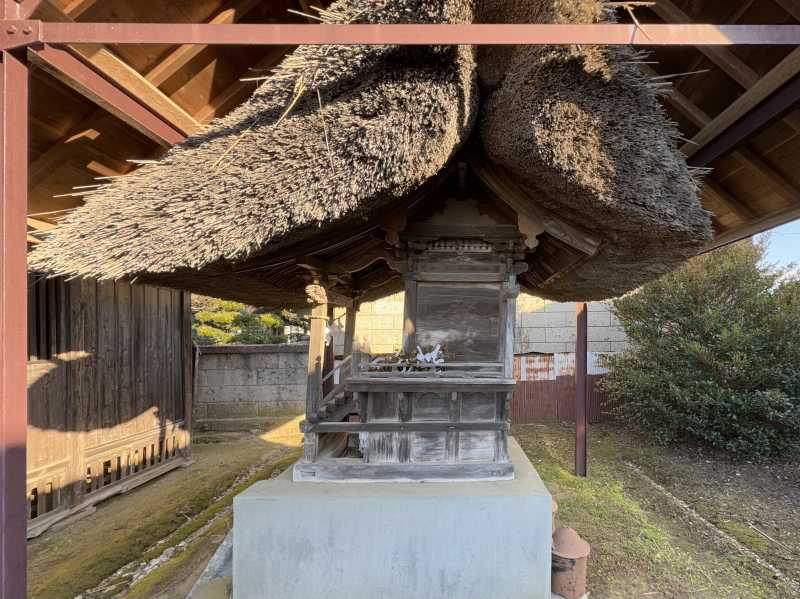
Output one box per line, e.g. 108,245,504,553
233,437,552,599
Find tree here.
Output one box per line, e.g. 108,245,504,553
602,238,800,459
191,296,307,345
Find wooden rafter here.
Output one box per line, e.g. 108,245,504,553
702,178,757,222
682,47,800,158
469,157,601,257
194,46,288,123
708,204,800,251
735,147,800,206
643,66,767,224
642,64,710,127
651,0,760,89
143,0,263,87
26,217,56,231
33,1,200,136
62,0,98,19
28,43,185,146
774,0,800,22
29,120,101,182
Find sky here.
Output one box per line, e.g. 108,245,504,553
758,220,800,272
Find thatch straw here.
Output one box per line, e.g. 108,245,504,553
29,0,711,303
478,0,711,300
29,0,477,289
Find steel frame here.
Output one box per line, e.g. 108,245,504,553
575,303,588,478
2,7,800,596
4,22,800,49
0,44,29,599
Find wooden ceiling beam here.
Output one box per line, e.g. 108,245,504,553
683,46,800,161
26,217,56,231
650,0,760,89
33,1,200,136
29,43,186,146
28,120,101,182
144,0,263,87
62,0,98,19
774,0,800,22
642,65,711,128
735,147,800,206
707,204,800,252
643,65,767,223
702,178,757,222
194,46,288,123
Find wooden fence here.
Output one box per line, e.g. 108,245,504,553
511,353,620,424
26,276,192,537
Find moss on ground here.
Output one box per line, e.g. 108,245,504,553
514,423,797,599
29,420,797,599
27,421,302,599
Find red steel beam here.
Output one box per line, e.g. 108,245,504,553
0,47,29,599
575,302,588,478
3,22,800,47
29,44,185,146
2,0,42,19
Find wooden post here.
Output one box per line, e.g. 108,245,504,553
402,276,417,354
181,292,193,451
0,42,29,599
322,304,335,398
575,302,588,477
305,282,329,422
502,276,519,379
343,302,358,357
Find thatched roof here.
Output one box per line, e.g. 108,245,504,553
29,0,711,305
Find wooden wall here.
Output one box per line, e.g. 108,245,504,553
26,276,192,537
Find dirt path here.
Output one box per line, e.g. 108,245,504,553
28,418,303,599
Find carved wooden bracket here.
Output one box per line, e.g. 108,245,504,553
305,282,354,308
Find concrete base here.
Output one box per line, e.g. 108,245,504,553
233,437,552,599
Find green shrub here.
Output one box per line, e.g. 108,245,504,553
257,312,283,328
602,239,800,460
215,300,246,312
193,310,238,327
191,296,295,345
193,324,234,345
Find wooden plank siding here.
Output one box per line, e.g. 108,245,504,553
511,354,619,424
25,276,192,537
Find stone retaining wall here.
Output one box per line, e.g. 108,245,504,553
193,344,307,431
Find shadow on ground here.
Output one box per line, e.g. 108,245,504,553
27,417,304,599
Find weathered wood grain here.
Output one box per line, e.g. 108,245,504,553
26,279,191,536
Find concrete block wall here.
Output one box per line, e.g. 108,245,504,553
515,295,628,354
333,292,628,357
193,344,308,431
333,292,405,355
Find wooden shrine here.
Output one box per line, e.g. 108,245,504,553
294,196,528,482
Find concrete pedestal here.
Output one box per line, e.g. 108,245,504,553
233,437,552,599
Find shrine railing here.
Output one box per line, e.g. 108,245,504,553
354,354,505,379
315,354,353,417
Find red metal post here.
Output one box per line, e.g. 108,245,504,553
0,45,29,599
575,302,588,477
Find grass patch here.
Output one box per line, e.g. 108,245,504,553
27,432,298,599
514,424,794,599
